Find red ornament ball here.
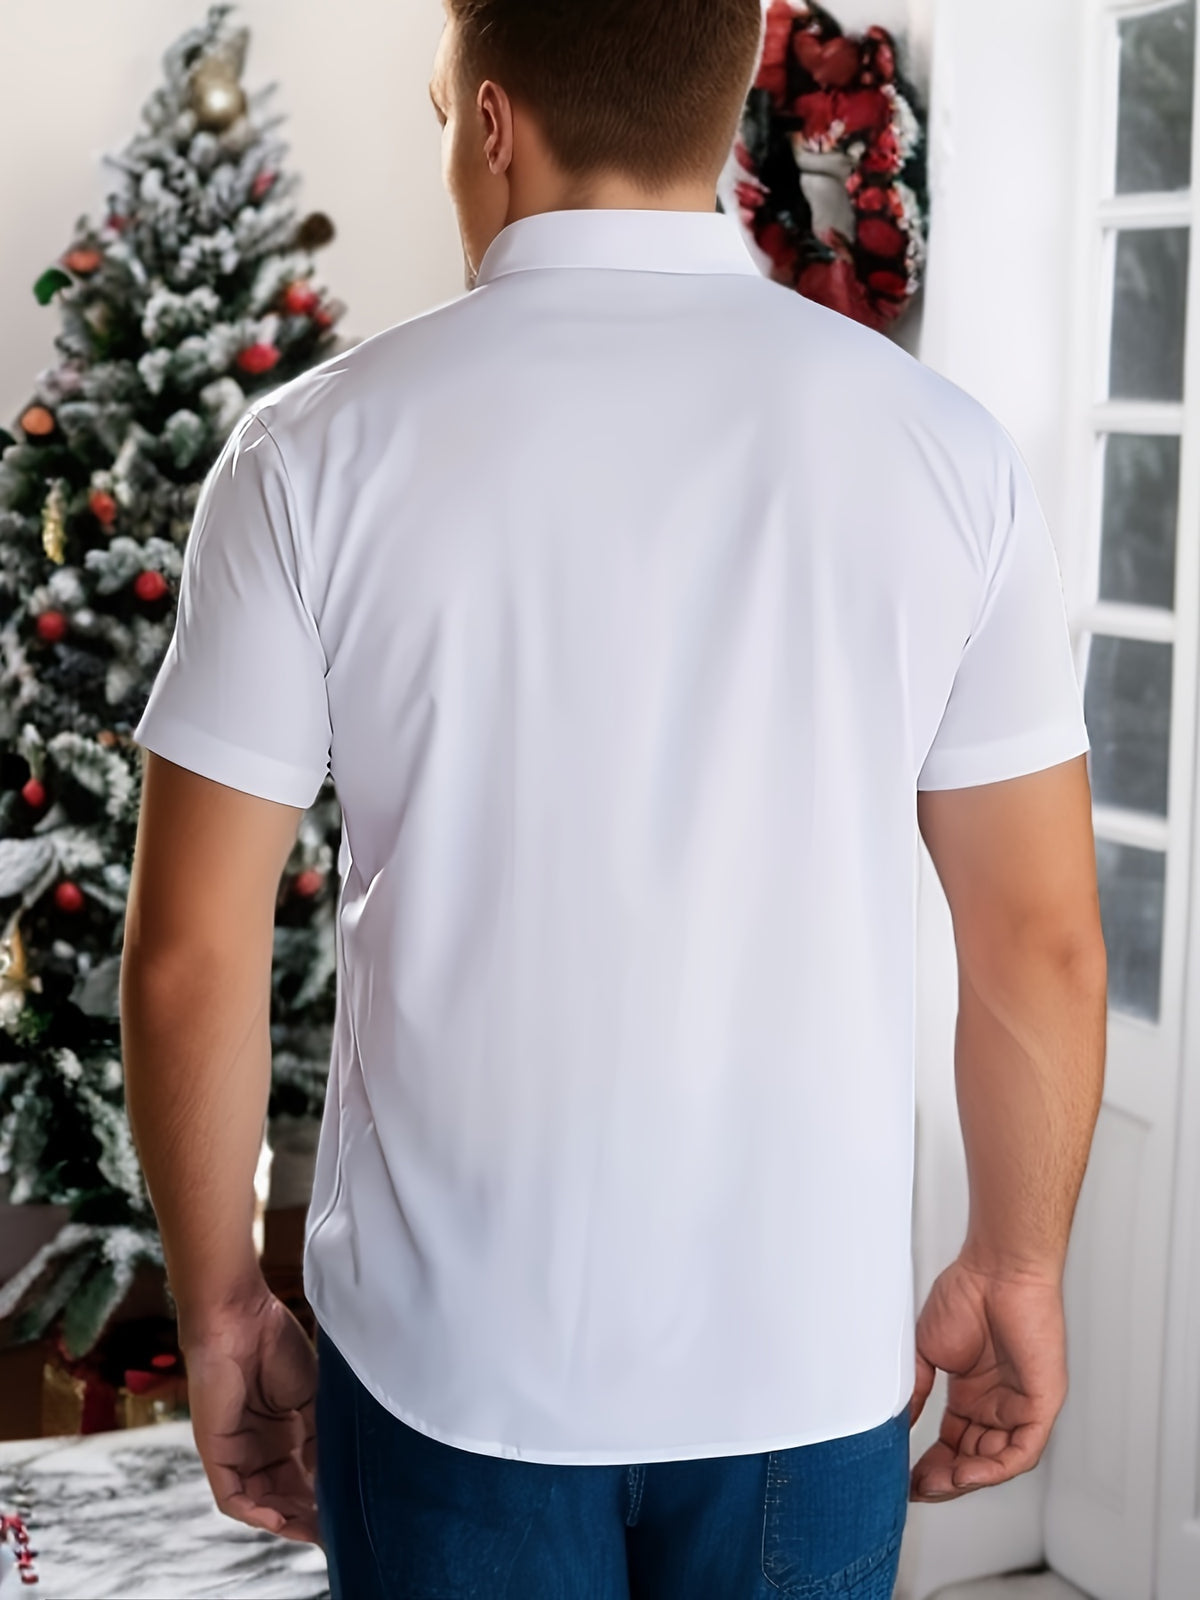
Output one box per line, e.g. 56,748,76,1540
54,881,84,914
133,569,168,603
235,342,281,376
282,280,319,316
20,405,56,438
293,868,324,898
20,778,46,809
89,489,118,528
35,609,68,643
251,170,277,201
63,247,103,275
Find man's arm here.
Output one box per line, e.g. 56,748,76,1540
120,749,319,1541
911,752,1107,1500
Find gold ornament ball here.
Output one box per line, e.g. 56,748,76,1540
189,61,246,131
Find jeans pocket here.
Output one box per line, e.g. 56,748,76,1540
760,1409,909,1598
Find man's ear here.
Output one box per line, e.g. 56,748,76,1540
480,80,517,177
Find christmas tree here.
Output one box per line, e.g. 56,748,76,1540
0,3,346,1360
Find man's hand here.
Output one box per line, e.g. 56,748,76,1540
183,1287,321,1544
908,1255,1067,1502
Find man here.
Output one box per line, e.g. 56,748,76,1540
120,0,1107,1595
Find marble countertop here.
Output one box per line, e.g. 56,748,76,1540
0,1422,329,1599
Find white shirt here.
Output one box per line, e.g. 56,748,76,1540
133,206,1090,1464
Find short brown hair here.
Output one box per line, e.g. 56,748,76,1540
446,0,765,189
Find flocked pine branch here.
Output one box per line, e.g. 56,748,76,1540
0,2,348,1359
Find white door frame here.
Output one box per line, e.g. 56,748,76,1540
1157,4,1200,1573
1046,5,1200,1599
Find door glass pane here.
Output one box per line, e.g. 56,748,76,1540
1095,839,1166,1022
1083,636,1173,815
1108,228,1189,400
1098,434,1181,609
1116,0,1195,194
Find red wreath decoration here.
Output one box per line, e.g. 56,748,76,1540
731,0,929,332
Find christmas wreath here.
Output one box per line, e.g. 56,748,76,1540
732,0,929,332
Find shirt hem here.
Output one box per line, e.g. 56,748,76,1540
916,722,1090,791
310,1302,910,1466
132,707,327,809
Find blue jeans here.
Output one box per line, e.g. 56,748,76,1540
314,1323,909,1599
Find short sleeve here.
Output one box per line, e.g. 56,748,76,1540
133,409,332,808
916,433,1090,790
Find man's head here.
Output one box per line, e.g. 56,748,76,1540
429,0,765,286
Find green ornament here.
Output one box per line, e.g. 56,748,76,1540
33,267,72,306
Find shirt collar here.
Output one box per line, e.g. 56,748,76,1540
473,206,762,287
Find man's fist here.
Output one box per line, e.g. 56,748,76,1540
182,1287,321,1543
908,1256,1068,1502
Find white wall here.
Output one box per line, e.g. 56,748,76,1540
902,2,1089,1595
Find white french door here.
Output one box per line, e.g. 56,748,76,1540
1045,5,1200,1599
